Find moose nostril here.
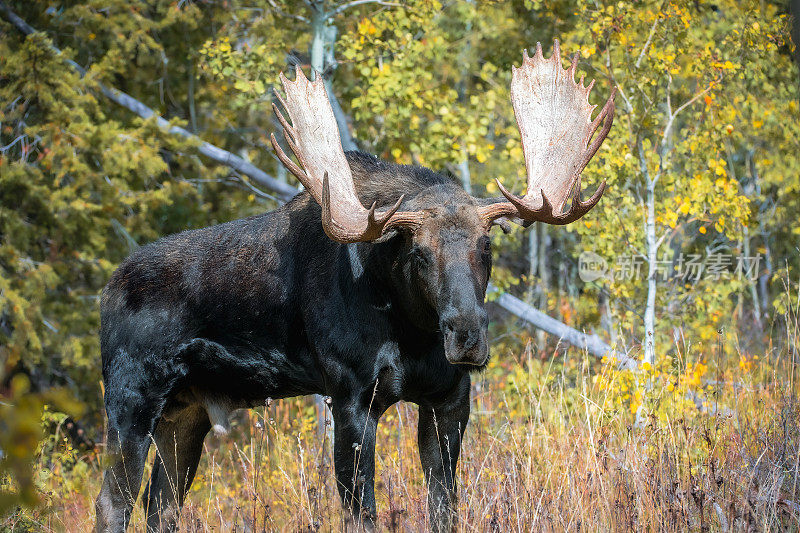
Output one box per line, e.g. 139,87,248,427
462,329,479,350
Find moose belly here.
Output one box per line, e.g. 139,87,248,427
176,337,323,404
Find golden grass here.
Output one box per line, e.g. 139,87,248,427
7,340,800,532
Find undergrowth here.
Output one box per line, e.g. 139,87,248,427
4,337,800,532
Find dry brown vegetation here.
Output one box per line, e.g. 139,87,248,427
8,332,799,532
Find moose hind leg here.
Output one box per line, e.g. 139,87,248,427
144,403,210,533
95,386,163,533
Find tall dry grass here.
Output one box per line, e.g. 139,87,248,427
6,298,800,532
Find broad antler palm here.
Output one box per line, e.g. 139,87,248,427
477,40,616,227
270,68,423,243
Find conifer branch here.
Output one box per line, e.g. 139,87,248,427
0,1,298,202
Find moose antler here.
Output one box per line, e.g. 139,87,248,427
478,40,616,227
271,68,423,242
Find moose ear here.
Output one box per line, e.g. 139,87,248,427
373,228,401,244
491,217,513,234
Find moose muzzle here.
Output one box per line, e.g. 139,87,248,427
440,308,489,366
439,265,489,366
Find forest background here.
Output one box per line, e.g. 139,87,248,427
1,0,800,530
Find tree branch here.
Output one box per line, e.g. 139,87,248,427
635,6,664,70
328,0,402,18
662,80,716,146
0,0,298,202
265,0,310,23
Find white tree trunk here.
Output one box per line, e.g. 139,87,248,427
526,226,538,304
310,7,326,75
643,177,657,366
310,1,335,443
310,5,357,152
536,224,549,348
458,147,472,194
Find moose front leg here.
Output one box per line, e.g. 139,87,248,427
418,374,470,533
331,403,379,531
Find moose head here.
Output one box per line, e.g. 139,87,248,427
271,40,616,367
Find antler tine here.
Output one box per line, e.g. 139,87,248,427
271,67,424,243
582,88,617,168
476,40,615,229
568,52,579,80
269,132,307,183
370,194,405,226
271,92,306,182
271,101,297,144
553,173,607,225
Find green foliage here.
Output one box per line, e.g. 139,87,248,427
0,375,82,516
0,0,267,513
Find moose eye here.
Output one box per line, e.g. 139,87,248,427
481,239,492,257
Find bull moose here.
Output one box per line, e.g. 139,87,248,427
95,41,615,532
